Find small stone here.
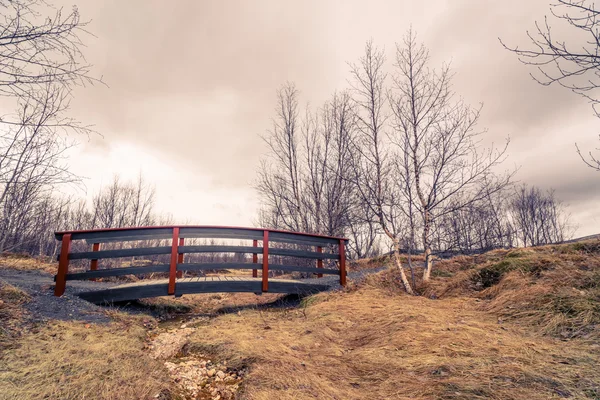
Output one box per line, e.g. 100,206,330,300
208,369,216,377
216,370,226,379
180,324,187,329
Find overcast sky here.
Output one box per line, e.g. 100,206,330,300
57,0,600,236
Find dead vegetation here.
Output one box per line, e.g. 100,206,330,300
0,253,56,274
175,240,600,399
0,275,174,400
0,316,174,400
423,240,600,340
0,280,31,347
184,287,599,399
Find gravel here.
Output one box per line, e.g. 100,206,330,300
0,268,114,324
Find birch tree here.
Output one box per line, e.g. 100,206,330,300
391,30,511,281
349,40,415,294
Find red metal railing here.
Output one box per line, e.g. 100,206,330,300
53,225,348,297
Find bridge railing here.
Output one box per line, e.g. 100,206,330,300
53,226,348,297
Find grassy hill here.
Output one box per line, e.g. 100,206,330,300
0,241,599,399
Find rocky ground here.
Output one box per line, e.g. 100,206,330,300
147,322,245,399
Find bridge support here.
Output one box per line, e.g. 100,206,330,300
262,230,269,292
317,246,323,278
339,239,346,287
54,233,72,296
168,227,180,295
90,242,100,281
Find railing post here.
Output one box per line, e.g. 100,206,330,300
262,230,269,292
317,246,323,278
168,227,180,295
339,239,346,287
90,242,100,281
177,238,184,279
252,239,258,278
54,233,72,297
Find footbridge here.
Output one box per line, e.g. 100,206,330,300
53,226,348,304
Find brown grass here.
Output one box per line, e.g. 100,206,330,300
182,287,600,399
0,276,174,400
0,316,176,400
0,280,31,347
424,240,600,340
1,241,599,399
0,253,56,274
350,253,426,272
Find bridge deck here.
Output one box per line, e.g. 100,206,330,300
78,276,332,304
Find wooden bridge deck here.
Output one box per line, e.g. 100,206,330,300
78,276,332,304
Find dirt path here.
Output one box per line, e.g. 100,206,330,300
0,268,113,323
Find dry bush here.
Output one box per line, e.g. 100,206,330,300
0,319,174,400
183,288,600,399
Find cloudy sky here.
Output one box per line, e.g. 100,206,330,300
57,0,599,236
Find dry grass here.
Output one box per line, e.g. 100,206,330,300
170,240,600,399
424,240,600,340
182,287,600,399
0,280,31,347
1,241,599,399
350,253,426,272
0,253,56,274
0,276,174,400
0,316,175,400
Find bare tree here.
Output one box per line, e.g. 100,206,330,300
0,0,96,101
256,84,377,259
391,30,511,281
510,184,573,246
0,0,100,253
348,40,415,294
257,83,306,232
306,91,356,237
91,174,155,229
0,85,80,252
502,0,600,171
433,185,515,253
